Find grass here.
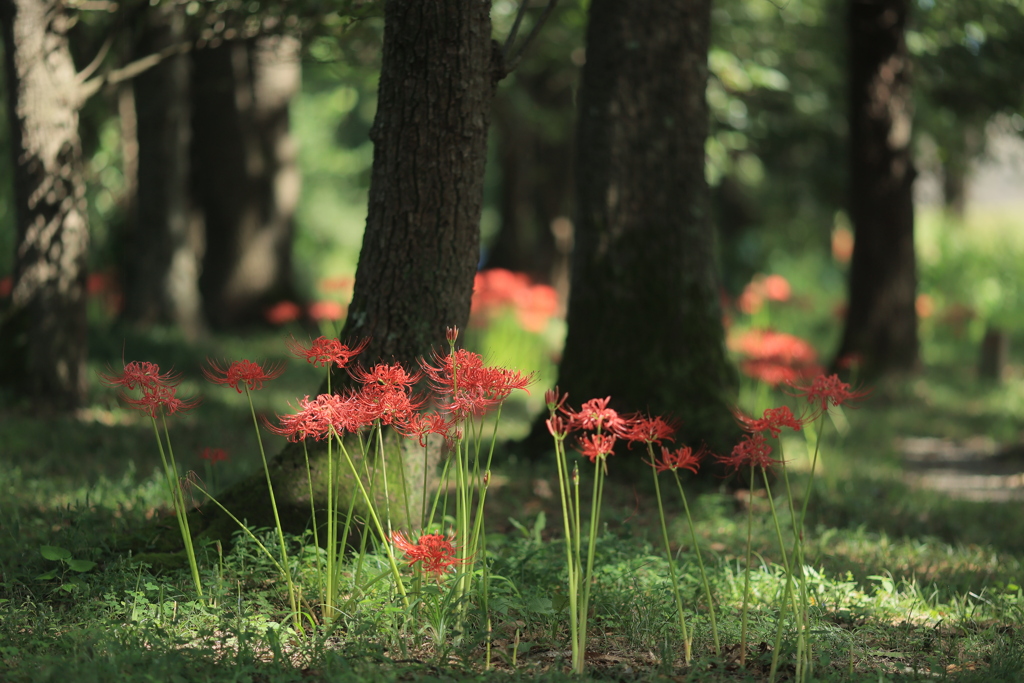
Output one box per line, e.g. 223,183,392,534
5,245,1024,680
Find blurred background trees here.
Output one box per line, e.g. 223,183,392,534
1,0,1023,428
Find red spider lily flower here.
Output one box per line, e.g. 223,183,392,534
446,325,459,344
123,383,200,418
546,414,570,439
621,414,677,445
100,361,181,392
391,530,467,578
264,300,302,325
733,405,805,438
577,432,617,464
716,433,781,472
287,336,368,369
420,348,533,418
545,386,568,414
200,447,229,463
308,300,345,321
789,373,871,413
763,274,791,302
265,393,360,442
203,359,284,393
402,412,458,447
352,385,423,428
650,444,706,474
351,361,421,392
565,396,627,435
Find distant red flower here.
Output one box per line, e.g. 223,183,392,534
577,432,617,464
264,301,302,325
789,373,870,413
733,405,805,438
763,274,791,302
716,433,781,472
288,336,368,369
203,359,284,393
565,396,627,435
0,276,11,298
200,447,229,463
730,329,823,387
308,300,345,321
621,414,677,446
391,530,466,578
650,444,705,474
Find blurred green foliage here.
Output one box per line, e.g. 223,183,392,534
0,0,1022,342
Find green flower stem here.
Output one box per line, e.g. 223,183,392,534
739,466,755,667
336,437,409,607
195,484,287,576
325,435,337,622
650,461,691,664
578,455,606,674
151,414,203,597
300,441,324,611
777,435,813,682
245,389,299,632
671,468,721,657
762,469,802,683
552,434,580,671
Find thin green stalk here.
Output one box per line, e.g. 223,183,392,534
762,470,801,683
578,456,606,674
671,469,721,656
245,388,299,631
739,467,755,667
151,414,203,597
300,441,324,610
552,434,580,670
196,485,287,576
650,463,691,664
336,438,409,607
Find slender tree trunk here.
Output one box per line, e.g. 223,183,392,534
0,0,89,409
192,36,301,328
486,81,573,284
122,3,205,339
553,0,738,456
194,0,503,541
833,0,919,376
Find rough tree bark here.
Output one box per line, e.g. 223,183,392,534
0,0,89,409
553,0,738,456
833,0,919,376
122,3,205,339
192,35,302,328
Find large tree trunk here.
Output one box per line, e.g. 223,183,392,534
0,0,89,410
121,3,205,339
192,0,502,543
553,0,738,456
833,0,919,376
192,35,302,329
